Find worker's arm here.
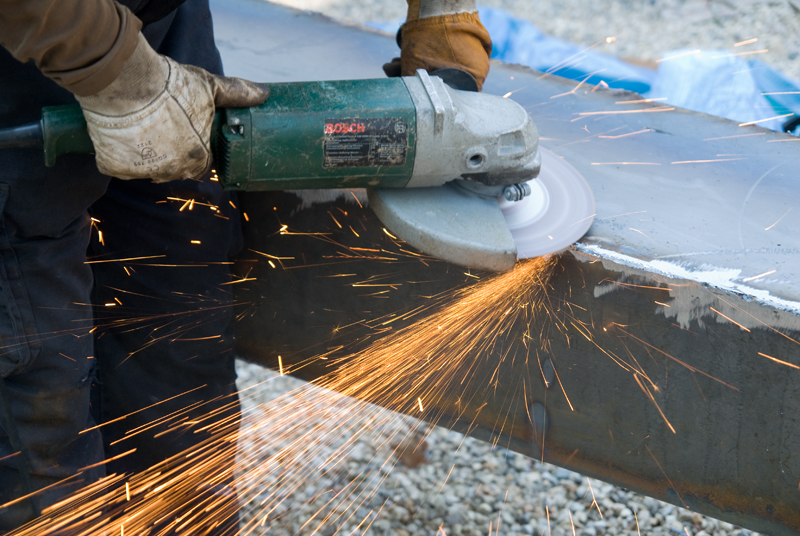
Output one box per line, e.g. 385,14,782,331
0,0,268,182
383,0,492,91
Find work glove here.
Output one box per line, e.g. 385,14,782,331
383,0,492,91
76,33,268,183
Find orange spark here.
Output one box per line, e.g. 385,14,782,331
743,270,777,281
634,374,676,434
546,505,551,536
739,113,794,127
712,49,768,58
671,158,745,164
764,209,792,231
615,99,666,105
598,129,652,139
587,478,603,518
709,307,750,332
576,107,675,116
645,444,687,507
550,72,599,99
349,191,363,208
734,37,758,47
597,210,647,221
703,132,765,141
328,211,342,229
85,255,166,264
758,352,800,370
251,250,295,261
591,162,660,165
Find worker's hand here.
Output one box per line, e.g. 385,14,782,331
76,34,268,183
383,0,492,91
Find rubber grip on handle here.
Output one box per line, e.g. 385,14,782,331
41,104,225,169
42,105,94,167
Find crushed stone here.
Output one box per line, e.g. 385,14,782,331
236,361,761,536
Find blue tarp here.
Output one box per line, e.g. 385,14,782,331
648,51,799,132
368,5,800,134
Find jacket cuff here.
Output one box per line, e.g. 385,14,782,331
53,2,143,96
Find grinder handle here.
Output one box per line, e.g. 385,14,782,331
41,104,224,168
41,105,94,167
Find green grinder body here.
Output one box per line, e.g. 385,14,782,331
215,78,417,191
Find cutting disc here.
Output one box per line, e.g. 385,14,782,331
368,148,594,271
500,147,595,259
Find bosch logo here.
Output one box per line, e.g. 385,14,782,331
325,122,366,134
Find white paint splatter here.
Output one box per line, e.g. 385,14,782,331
576,243,800,316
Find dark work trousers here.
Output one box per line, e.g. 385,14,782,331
0,1,241,533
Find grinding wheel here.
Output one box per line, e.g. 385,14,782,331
502,148,596,259
369,148,595,271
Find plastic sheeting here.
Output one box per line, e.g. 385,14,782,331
648,51,800,132
478,7,655,95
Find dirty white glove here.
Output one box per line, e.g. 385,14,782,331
76,33,268,183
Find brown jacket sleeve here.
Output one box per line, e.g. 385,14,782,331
0,0,142,96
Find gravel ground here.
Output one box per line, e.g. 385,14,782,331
269,0,800,81
234,2,789,534
235,362,760,536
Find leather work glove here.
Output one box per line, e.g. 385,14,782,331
76,33,268,183
383,0,492,91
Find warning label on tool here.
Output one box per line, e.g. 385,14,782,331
323,118,408,168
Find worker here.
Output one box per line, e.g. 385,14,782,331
0,0,492,532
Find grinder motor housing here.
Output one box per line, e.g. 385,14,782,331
214,70,541,192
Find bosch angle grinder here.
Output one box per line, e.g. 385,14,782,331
0,70,595,271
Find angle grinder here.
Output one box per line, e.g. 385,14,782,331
0,70,595,271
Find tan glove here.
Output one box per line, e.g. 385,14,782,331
76,33,268,183
383,0,492,91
